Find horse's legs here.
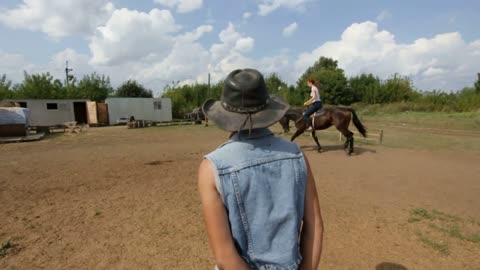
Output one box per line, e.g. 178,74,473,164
338,126,354,155
348,136,354,155
291,118,308,141
311,130,322,152
343,136,349,149
290,128,304,141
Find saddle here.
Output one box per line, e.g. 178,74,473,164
313,108,326,117
311,108,326,128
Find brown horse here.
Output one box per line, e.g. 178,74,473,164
278,109,300,133
280,106,367,155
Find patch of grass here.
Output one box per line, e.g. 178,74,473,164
466,234,480,243
409,208,480,255
416,231,449,254
409,208,464,222
429,223,480,244
411,208,434,220
357,109,480,131
446,226,464,239
351,110,480,152
431,209,462,222
408,216,422,223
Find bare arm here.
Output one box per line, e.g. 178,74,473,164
304,89,318,106
299,154,324,270
198,159,249,270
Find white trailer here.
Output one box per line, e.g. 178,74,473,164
2,99,90,126
105,97,172,125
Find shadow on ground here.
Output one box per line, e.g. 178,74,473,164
376,262,408,270
300,144,376,155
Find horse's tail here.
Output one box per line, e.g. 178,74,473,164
347,108,367,137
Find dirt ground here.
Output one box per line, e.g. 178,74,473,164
1,124,479,270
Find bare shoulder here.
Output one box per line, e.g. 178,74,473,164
198,159,215,191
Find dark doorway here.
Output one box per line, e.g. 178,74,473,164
73,102,88,124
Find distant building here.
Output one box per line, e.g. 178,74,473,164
2,99,92,126
105,97,172,125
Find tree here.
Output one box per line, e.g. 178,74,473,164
349,73,382,104
264,73,289,101
0,74,14,99
380,73,416,103
474,73,480,94
15,72,64,99
75,73,113,102
115,80,153,97
162,81,224,118
296,57,351,105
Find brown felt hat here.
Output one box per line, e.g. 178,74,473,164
202,68,289,132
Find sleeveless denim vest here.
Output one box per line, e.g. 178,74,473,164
205,128,307,270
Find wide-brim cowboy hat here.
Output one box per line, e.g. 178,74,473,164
202,69,289,132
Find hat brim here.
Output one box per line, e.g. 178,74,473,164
202,95,290,132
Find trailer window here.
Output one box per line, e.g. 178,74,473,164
18,102,27,108
154,101,162,110
46,103,58,110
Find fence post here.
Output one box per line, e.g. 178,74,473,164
379,129,384,144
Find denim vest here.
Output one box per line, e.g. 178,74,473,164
206,128,307,270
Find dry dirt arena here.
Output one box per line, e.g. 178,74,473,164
1,124,479,270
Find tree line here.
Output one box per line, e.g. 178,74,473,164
1,57,479,118
163,57,480,117
0,72,153,102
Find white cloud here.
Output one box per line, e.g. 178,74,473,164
294,21,480,91
258,0,311,16
154,0,202,13
135,25,213,84
376,10,392,22
210,23,255,61
0,0,114,38
234,37,255,52
283,22,298,37
243,12,252,20
207,23,292,84
5,13,479,96
0,49,99,87
89,8,180,65
0,51,34,83
1,18,267,95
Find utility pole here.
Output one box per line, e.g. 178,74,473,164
207,72,211,98
65,61,73,88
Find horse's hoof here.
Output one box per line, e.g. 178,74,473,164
318,148,323,153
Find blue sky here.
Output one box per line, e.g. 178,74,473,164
0,0,479,95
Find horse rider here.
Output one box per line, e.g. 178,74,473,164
303,79,323,131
